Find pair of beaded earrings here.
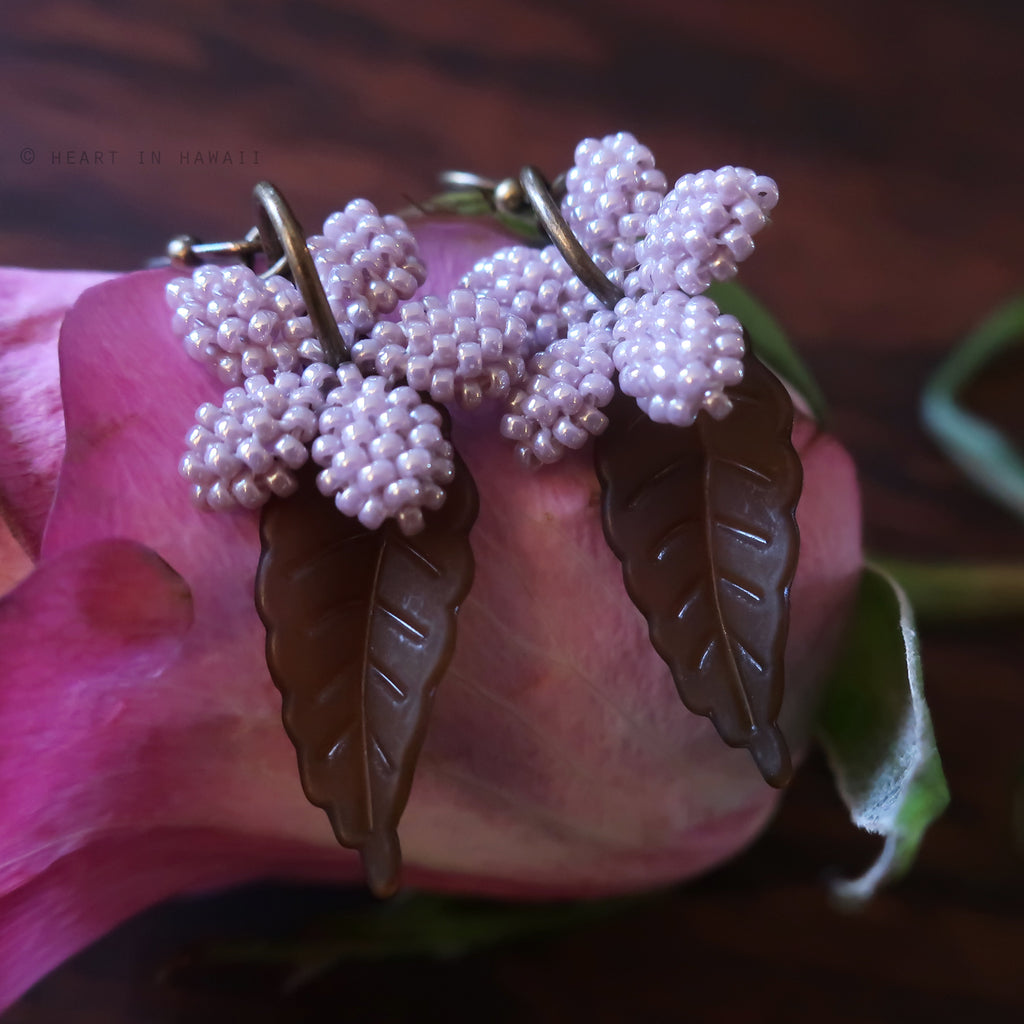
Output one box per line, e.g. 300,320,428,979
170,136,776,533
165,133,797,895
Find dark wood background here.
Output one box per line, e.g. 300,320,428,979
3,0,1022,1019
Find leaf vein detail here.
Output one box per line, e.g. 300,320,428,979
370,663,407,700
699,636,717,671
711,456,772,485
376,602,427,641
715,520,770,546
626,458,688,509
731,637,765,674
397,540,443,578
722,577,764,603
372,735,394,773
654,518,699,561
675,588,701,622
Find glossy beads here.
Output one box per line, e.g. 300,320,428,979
167,266,313,386
310,370,455,535
172,137,781,527
630,166,779,298
351,289,530,410
462,243,607,352
307,199,427,344
180,363,333,510
612,292,745,426
168,202,426,383
501,311,617,467
560,130,668,269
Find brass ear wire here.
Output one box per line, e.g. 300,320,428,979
517,166,625,311
165,166,618,368
163,183,346,367
252,182,348,367
439,165,622,310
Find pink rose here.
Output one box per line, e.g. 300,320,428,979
0,220,861,1008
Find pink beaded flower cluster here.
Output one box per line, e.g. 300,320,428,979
464,135,778,464
169,133,778,532
169,201,445,531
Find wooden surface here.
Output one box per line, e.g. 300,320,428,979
2,0,1023,1019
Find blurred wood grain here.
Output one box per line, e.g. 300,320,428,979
2,0,1022,1020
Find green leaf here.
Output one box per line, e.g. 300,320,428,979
708,280,828,420
816,564,949,904
922,295,1024,519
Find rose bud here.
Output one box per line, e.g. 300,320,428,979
0,219,861,1009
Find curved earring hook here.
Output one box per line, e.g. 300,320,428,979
252,181,349,367
518,166,625,311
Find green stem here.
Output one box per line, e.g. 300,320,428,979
873,557,1024,622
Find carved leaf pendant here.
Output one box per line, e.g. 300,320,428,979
255,451,478,897
594,353,802,786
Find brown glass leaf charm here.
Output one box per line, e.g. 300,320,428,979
255,455,478,897
594,353,802,787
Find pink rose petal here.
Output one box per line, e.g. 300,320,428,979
413,216,518,291
0,268,114,557
0,539,194,898
396,409,861,896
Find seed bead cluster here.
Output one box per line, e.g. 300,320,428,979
311,368,454,536
612,292,745,426
629,166,779,298
174,200,443,531
461,244,608,352
350,289,530,410
501,312,617,467
180,364,331,510
560,131,668,270
307,198,427,347
459,139,777,466
167,266,313,387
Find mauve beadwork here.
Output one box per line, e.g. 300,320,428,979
180,364,330,510
171,131,778,532
500,311,617,467
307,197,427,345
629,165,779,298
612,291,746,426
351,289,529,410
166,265,313,386
311,368,454,536
560,131,669,271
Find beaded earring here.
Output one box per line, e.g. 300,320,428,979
169,186,443,529
164,133,800,896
